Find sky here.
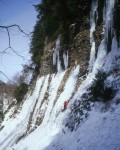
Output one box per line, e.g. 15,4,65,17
0,0,40,82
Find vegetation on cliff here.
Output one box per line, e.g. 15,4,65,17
89,69,115,102
30,0,91,71
14,82,28,103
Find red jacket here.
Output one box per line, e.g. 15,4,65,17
64,101,68,106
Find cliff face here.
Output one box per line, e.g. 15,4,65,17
39,16,91,77
39,40,55,76
39,0,120,78
0,0,120,150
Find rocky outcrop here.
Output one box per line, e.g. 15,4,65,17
38,2,92,76
39,16,90,77
38,0,120,79
69,17,90,76
0,103,3,124
39,40,55,76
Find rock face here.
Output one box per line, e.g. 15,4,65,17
38,0,108,77
39,18,91,77
0,103,3,124
38,0,120,78
39,40,55,76
69,17,90,76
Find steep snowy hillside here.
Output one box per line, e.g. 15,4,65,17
0,0,120,150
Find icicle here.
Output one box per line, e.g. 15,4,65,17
52,37,61,66
89,42,95,72
104,0,115,33
89,0,98,72
63,51,68,70
57,51,62,73
53,48,57,66
104,0,115,51
92,39,107,74
90,0,98,43
111,36,118,51
52,37,63,72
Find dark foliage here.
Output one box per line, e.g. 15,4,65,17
64,99,91,132
89,69,115,102
30,21,45,71
14,83,28,103
30,0,92,69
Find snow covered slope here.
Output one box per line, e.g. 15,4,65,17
0,0,120,149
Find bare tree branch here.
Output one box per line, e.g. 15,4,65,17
0,24,31,39
0,24,30,59
0,24,31,81
0,71,16,84
6,28,10,47
0,46,26,59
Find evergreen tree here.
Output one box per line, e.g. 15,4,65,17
90,69,115,102
30,0,91,69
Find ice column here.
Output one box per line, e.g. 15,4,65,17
89,0,98,72
53,37,62,72
63,51,68,70
104,0,115,44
